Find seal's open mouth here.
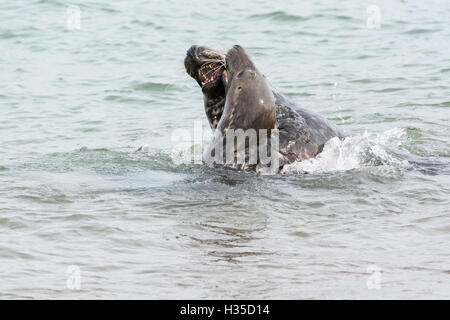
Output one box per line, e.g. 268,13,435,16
197,63,225,87
184,46,226,87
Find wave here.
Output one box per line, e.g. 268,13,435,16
249,11,308,22
132,81,173,92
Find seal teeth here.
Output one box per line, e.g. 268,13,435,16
198,62,224,87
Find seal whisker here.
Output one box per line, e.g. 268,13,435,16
200,58,225,66
203,64,224,78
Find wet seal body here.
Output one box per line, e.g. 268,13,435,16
184,45,347,172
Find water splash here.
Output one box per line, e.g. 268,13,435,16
372,127,409,150
281,128,412,176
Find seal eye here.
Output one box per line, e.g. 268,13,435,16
238,86,242,90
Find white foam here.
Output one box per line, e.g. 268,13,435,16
281,128,411,176
372,127,409,149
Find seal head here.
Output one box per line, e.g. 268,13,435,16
184,45,227,130
219,45,277,132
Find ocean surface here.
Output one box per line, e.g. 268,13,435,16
1,0,449,299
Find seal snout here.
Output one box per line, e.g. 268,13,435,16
184,47,197,78
186,45,198,58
